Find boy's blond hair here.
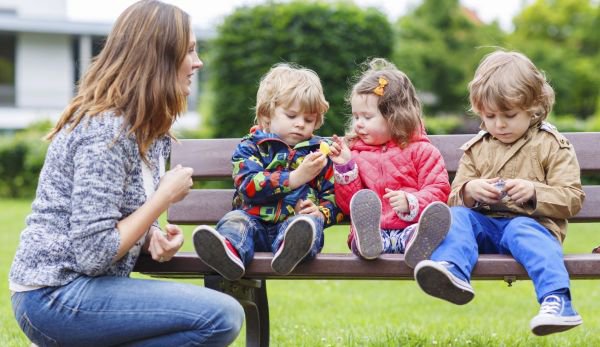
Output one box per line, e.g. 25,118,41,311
469,50,555,122
347,58,422,148
255,63,329,130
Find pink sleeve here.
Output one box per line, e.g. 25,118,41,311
411,143,451,219
333,160,363,215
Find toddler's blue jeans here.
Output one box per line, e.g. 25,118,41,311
11,275,244,346
216,210,325,266
431,206,570,303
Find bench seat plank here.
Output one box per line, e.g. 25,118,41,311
134,252,600,280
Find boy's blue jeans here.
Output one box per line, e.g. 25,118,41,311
216,210,325,266
11,275,244,347
431,206,570,303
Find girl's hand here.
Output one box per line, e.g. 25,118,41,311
329,134,352,165
464,178,503,206
147,224,184,262
156,164,193,204
289,152,327,189
294,199,324,220
504,179,535,205
383,188,409,214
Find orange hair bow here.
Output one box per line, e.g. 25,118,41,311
373,77,388,96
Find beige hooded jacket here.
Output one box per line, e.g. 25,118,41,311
448,122,585,242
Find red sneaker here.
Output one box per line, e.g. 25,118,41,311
193,225,245,281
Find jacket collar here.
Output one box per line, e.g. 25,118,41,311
245,128,322,149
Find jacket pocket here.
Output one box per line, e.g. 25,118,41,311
524,152,546,182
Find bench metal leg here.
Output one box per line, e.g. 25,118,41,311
205,276,269,347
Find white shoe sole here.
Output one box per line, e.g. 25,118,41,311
404,202,451,269
530,313,583,336
350,189,383,260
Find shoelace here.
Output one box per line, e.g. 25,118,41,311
539,295,562,315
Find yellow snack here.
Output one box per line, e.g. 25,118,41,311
319,142,330,155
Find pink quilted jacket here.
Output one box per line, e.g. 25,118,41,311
335,132,450,230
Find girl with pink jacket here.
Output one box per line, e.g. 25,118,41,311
329,58,451,268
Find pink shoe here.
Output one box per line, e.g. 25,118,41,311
350,189,383,259
404,202,451,269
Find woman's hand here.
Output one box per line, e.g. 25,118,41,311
329,134,352,165
147,224,184,262
156,164,194,204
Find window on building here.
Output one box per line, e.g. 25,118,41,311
0,33,16,106
72,35,107,89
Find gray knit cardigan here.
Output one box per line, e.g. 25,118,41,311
9,113,170,287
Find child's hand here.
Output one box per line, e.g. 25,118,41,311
329,134,352,165
464,178,504,206
504,179,535,205
289,152,327,189
294,199,324,220
156,164,193,204
383,188,409,214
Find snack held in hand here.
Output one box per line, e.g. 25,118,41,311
319,141,330,155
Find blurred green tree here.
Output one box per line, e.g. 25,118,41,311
393,0,505,115
0,121,51,198
208,1,392,138
509,0,599,118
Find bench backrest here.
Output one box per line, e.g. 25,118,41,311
168,133,600,224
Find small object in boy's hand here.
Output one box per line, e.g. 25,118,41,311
319,142,330,155
494,179,507,199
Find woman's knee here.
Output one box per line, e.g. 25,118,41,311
201,293,244,345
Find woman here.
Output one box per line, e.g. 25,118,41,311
9,1,244,346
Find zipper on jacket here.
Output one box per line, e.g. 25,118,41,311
256,137,294,223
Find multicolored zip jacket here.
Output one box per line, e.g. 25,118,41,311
231,128,344,227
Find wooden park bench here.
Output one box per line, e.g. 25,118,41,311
134,132,600,347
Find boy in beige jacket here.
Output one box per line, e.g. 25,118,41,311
414,50,585,336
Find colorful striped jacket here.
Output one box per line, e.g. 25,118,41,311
231,128,343,227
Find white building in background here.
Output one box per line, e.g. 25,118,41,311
0,0,209,131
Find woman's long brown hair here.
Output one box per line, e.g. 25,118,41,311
46,0,190,159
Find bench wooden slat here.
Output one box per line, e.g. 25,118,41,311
172,133,600,178
168,185,600,224
134,252,600,280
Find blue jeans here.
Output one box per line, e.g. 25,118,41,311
11,275,244,347
431,207,570,302
216,210,325,266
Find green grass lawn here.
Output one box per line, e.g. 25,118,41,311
2,198,600,346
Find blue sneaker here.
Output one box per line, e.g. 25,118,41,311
530,294,582,336
414,260,474,305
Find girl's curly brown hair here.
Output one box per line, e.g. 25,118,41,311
346,58,423,148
